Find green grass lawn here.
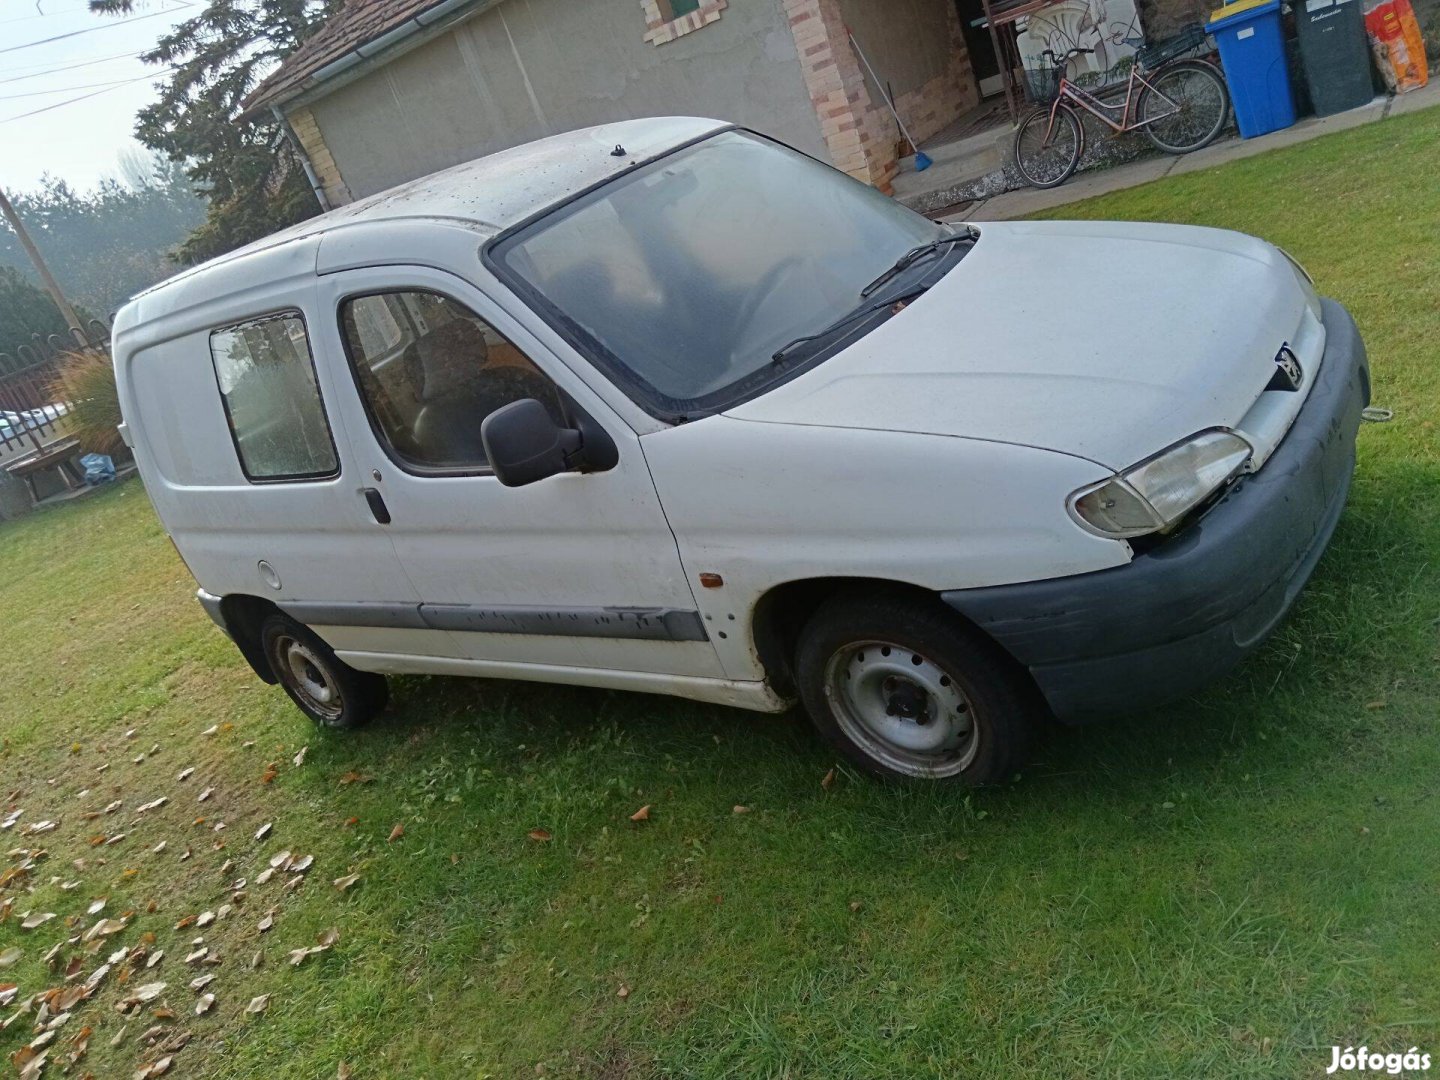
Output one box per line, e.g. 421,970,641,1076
2,108,1439,1080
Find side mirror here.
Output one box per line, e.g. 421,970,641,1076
481,398,617,488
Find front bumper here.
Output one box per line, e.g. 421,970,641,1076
943,298,1369,723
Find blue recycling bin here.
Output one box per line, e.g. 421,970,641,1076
1206,0,1297,138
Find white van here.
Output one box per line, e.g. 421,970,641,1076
114,117,1370,785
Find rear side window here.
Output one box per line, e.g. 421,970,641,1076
338,290,563,472
208,312,339,482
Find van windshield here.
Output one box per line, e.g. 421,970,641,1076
491,130,945,417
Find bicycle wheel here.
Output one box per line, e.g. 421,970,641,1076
1013,104,1082,189
1138,60,1230,154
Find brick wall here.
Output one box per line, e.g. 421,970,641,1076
783,0,978,193
287,105,354,207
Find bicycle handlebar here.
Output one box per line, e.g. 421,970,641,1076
1040,47,1096,61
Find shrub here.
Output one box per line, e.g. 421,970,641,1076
51,347,124,456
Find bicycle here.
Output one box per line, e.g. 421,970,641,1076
1012,34,1230,190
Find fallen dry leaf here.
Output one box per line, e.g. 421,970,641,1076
135,798,167,814
257,914,274,933
201,725,218,737
197,788,213,803
0,984,16,1007
821,767,837,791
120,982,167,1007
629,805,651,823
87,898,106,916
103,801,122,815
338,1063,352,1080
21,912,56,929
176,768,194,782
255,868,275,886
387,823,404,843
195,993,214,1015
254,823,272,842
188,974,214,992
616,984,630,1000
732,805,751,814
268,850,292,870
260,764,278,785
133,1054,173,1079
333,873,360,892
337,772,372,786
244,994,270,1016
0,947,20,967
527,828,552,842
196,911,215,928
293,746,308,767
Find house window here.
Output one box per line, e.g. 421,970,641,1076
208,312,339,482
641,0,726,46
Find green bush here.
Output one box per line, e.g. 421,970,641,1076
51,347,123,456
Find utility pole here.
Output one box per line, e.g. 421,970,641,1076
0,182,83,335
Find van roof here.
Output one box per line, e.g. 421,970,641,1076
127,116,728,306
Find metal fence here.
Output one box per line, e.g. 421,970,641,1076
0,319,110,457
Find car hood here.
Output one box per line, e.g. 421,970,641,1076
724,220,1311,470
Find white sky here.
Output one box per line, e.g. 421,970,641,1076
0,0,195,194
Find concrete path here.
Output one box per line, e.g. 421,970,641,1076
943,80,1440,223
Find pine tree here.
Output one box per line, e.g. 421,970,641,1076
89,0,344,265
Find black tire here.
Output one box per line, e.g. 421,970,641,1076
795,591,1042,785
1138,60,1230,154
1013,103,1083,190
260,613,388,730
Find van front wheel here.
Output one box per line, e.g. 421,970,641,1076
260,614,387,730
795,594,1039,784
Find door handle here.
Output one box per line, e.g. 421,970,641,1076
362,487,391,525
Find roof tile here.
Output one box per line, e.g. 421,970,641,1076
244,0,465,112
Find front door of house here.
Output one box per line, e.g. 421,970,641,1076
954,0,1005,98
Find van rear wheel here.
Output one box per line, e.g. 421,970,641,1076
795,593,1040,785
260,614,387,730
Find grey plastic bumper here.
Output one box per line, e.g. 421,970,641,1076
942,298,1369,723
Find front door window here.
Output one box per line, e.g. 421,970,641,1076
338,290,563,473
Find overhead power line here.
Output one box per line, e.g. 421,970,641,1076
0,49,144,83
0,3,192,57
0,69,171,125
0,75,153,101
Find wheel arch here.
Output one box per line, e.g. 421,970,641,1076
750,576,1007,699
216,593,282,684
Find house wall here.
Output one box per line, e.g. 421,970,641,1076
298,0,828,202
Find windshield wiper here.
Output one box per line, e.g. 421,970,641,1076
859,224,978,298
770,285,928,366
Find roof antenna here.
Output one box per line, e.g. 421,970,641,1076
610,144,628,157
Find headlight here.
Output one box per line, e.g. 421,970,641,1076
1069,430,1253,539
1278,247,1321,319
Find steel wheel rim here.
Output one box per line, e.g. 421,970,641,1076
1144,67,1226,151
823,640,979,778
276,636,343,721
1015,110,1078,186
